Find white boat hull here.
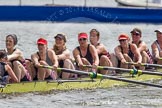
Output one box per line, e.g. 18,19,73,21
116,0,162,8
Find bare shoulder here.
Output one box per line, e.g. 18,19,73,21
96,43,105,48
47,48,53,51
89,44,97,54
140,41,147,46
14,48,23,54
99,43,105,47
115,45,121,50
63,48,70,54
151,40,156,46
73,47,79,52
89,44,96,49
130,43,138,52
31,52,37,58
47,49,55,54
131,43,137,47
49,48,53,50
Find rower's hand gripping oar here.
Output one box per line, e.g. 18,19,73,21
40,65,162,88
126,62,162,68
84,65,162,76
39,65,54,69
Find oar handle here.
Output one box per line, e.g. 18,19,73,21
125,62,145,66
39,65,53,69
159,58,162,60
125,62,138,65
39,65,66,72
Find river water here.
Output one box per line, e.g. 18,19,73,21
0,0,162,108
1,84,162,108
0,20,162,108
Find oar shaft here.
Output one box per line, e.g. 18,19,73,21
59,68,162,88
48,79,95,83
106,67,162,76
60,68,89,75
102,74,162,88
86,65,162,76
141,70,162,76
40,65,162,88
126,62,162,68
145,64,162,68
40,65,53,69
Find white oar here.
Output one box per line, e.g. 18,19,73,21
40,65,162,88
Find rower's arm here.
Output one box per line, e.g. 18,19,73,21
90,45,99,66
151,42,160,59
73,48,83,66
114,46,125,61
7,49,23,61
31,53,40,68
57,49,71,60
5,64,19,83
131,44,142,63
137,41,147,53
49,49,58,68
95,43,104,54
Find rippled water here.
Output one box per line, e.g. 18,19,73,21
0,0,162,107
1,85,162,108
0,21,162,108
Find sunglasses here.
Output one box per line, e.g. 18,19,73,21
79,38,87,41
119,39,126,42
132,33,140,36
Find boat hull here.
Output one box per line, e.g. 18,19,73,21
116,0,162,8
1,74,161,94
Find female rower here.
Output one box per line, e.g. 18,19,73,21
89,29,113,74
73,32,99,72
131,28,153,69
52,34,76,79
31,38,58,80
0,50,18,83
5,34,31,82
151,29,162,64
114,34,142,69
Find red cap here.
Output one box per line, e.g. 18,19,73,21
118,34,129,40
78,33,88,40
37,38,47,45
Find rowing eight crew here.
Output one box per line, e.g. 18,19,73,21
0,28,162,83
